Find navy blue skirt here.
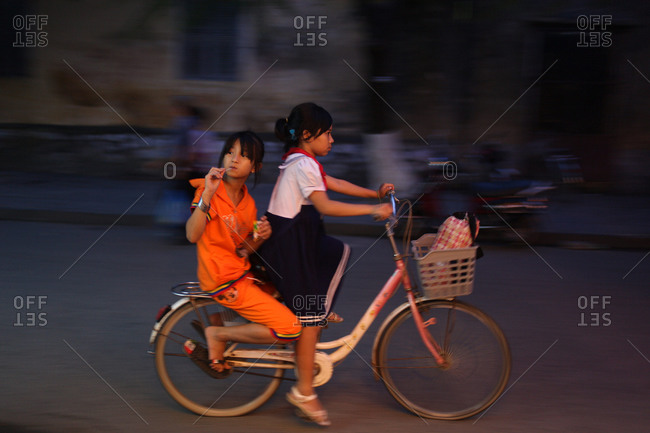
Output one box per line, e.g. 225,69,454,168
258,206,349,326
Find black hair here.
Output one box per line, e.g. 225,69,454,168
218,131,265,186
275,102,333,153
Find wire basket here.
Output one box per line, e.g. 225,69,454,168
411,234,478,299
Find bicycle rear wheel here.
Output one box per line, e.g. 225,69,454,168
374,299,511,420
154,298,285,416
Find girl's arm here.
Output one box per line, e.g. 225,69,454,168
309,190,392,219
185,194,210,243
326,175,394,199
185,167,225,243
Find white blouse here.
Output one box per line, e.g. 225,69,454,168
267,154,326,219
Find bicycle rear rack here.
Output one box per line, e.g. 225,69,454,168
171,282,212,298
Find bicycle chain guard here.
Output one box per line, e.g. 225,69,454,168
293,351,333,387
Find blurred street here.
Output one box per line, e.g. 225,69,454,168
1,221,649,432
1,168,649,249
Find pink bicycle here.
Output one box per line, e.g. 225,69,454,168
150,192,511,420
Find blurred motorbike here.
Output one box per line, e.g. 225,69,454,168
469,177,555,242
410,157,555,243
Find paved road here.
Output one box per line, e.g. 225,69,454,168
1,221,649,432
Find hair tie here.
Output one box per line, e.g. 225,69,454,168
289,128,296,140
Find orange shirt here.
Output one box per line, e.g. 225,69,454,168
190,178,256,292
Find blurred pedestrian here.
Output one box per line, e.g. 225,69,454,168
186,106,221,179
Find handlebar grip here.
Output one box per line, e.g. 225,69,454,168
388,190,397,216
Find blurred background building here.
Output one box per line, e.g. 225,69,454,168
1,0,649,192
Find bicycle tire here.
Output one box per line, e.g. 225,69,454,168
154,298,284,417
374,298,511,420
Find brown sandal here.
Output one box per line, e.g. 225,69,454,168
183,339,232,379
326,312,344,323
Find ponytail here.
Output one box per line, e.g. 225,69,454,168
275,117,299,152
276,103,332,153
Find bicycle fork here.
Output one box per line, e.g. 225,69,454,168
398,259,447,367
386,223,446,368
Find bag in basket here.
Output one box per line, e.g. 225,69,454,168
411,213,482,298
433,212,480,251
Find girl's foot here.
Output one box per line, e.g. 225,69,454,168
287,386,331,426
326,312,344,323
204,326,232,373
183,339,231,379
210,358,231,373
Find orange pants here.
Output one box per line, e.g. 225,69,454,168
212,275,301,341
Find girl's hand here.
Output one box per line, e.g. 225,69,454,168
204,167,227,196
377,183,395,199
372,203,393,221
256,216,271,240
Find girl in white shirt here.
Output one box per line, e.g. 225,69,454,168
259,102,394,426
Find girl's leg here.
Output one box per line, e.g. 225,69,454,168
205,323,277,372
294,326,326,414
205,279,301,372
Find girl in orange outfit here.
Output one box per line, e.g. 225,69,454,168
185,131,301,372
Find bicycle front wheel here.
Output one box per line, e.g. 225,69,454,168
154,298,285,417
374,299,511,420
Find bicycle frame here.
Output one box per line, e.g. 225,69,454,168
152,192,509,419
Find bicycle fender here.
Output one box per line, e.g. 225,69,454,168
148,297,192,346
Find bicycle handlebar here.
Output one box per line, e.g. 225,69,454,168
385,190,401,235
388,190,398,216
